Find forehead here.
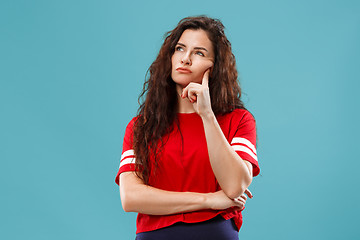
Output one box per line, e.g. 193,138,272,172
177,29,214,52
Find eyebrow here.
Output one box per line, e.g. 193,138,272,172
177,42,208,52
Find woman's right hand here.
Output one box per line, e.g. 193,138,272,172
206,189,252,210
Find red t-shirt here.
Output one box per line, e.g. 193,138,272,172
115,109,260,234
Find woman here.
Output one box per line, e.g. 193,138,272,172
115,16,260,240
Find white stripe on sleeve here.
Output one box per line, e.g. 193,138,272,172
231,137,257,154
121,149,135,161
119,157,136,168
231,145,258,162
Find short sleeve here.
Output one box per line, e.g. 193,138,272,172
115,117,140,186
229,110,260,177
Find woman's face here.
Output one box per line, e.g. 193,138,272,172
171,29,215,88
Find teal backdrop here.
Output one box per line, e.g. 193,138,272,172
1,0,359,239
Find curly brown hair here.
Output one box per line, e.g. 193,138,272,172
132,16,246,184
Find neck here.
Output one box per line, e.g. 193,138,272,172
176,84,195,113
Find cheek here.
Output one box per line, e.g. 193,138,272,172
171,56,175,70
170,55,178,79
171,52,181,63
198,60,214,72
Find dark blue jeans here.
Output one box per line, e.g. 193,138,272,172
135,215,239,240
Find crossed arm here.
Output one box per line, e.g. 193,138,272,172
119,124,253,216
119,69,254,215
119,171,252,215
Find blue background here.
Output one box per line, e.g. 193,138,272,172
1,0,359,239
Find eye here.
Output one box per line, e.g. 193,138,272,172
175,46,184,51
195,51,205,57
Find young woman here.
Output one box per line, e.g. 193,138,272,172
115,16,260,240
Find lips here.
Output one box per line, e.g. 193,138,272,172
176,67,192,73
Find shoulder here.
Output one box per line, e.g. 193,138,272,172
217,108,255,125
125,116,140,130
123,116,140,140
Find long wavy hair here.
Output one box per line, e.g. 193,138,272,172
133,16,246,184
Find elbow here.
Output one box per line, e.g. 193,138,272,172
225,187,246,200
122,204,133,213
225,175,252,199
121,195,132,212
223,156,254,199
120,191,131,212
119,172,145,212
120,187,137,212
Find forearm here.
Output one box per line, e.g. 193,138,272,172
201,112,252,199
120,172,209,215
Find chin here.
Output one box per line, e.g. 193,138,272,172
172,75,201,87
172,76,189,86
173,80,190,88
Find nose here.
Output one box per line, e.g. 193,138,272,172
181,52,191,65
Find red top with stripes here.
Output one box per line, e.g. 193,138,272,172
115,109,260,234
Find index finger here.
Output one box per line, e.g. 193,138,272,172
201,68,210,87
